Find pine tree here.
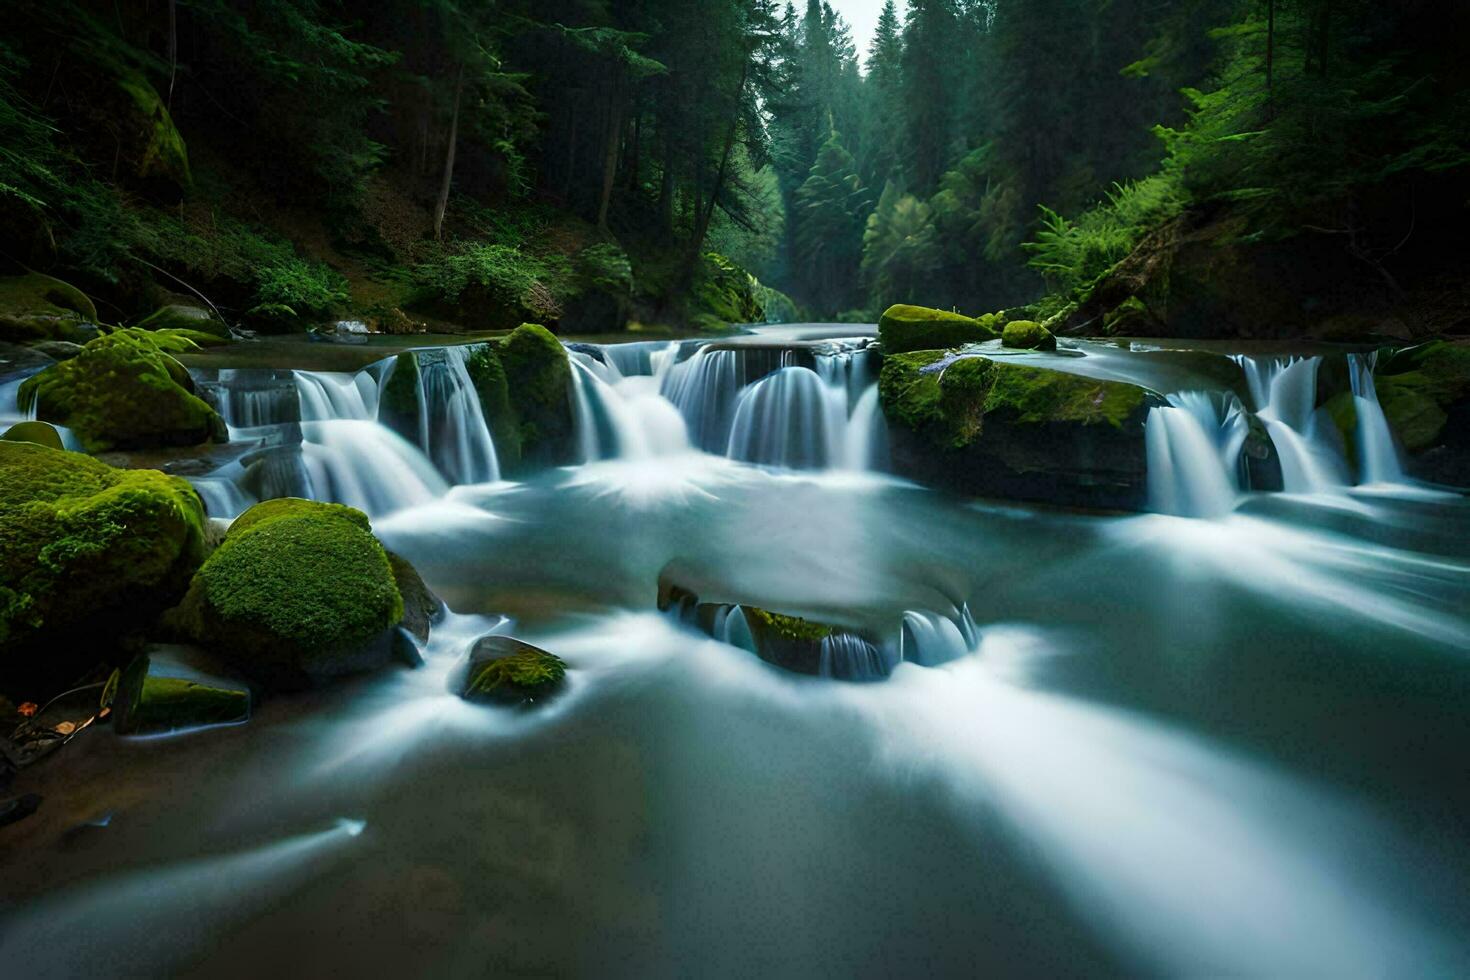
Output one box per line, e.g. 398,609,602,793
794,123,871,312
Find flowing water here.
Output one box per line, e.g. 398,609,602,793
4,327,1470,977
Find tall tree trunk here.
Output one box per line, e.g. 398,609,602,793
627,111,642,191
658,120,675,237
684,61,749,283
433,63,464,243
596,70,625,231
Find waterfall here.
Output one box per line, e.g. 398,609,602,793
294,371,447,516
661,347,760,452
1348,353,1405,484
817,632,895,681
211,370,300,428
402,347,500,485
569,353,689,460
726,367,846,469
900,606,980,667
1146,391,1248,518
1234,356,1348,493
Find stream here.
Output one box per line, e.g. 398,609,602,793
3,325,1469,977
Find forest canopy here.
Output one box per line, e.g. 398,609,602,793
1,0,1467,333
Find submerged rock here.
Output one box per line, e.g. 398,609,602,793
878,304,1000,355
1001,320,1056,351
880,351,1153,510
0,273,102,345
387,551,443,645
0,442,206,689
18,331,227,452
458,635,566,706
174,498,405,689
657,566,890,680
112,654,250,735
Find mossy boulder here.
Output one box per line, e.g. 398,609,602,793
113,654,249,735
0,442,206,690
1001,320,1056,351
388,551,441,645
18,330,226,452
878,304,1000,355
691,252,764,328
880,352,1153,509
116,70,191,189
175,498,404,689
1374,341,1470,484
2,421,64,450
0,274,102,345
137,302,230,339
377,351,422,444
458,635,566,707
464,324,574,474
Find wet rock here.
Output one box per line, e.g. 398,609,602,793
1001,320,1056,351
387,551,443,645
26,340,83,361
308,320,371,345
173,498,405,690
463,324,575,474
138,301,231,339
457,635,566,707
879,351,1153,510
0,442,206,690
657,565,889,680
0,273,102,345
878,304,1000,355
19,331,227,452
112,654,250,735
1375,340,1470,485
0,793,42,828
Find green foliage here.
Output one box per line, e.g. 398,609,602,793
0,441,205,672
1374,341,1470,451
19,330,225,452
1025,174,1187,295
793,126,871,313
862,182,940,307
412,243,546,308
693,252,764,326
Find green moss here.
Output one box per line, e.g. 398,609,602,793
116,672,249,735
2,421,63,450
693,252,764,325
462,324,572,472
17,330,225,452
745,606,835,643
878,304,999,355
878,350,948,433
0,442,205,678
984,362,1145,428
1001,320,1056,350
463,644,567,705
1322,391,1359,461
137,303,229,338
0,273,100,344
179,498,402,684
881,352,1146,450
1374,341,1470,452
378,352,422,442
117,71,191,187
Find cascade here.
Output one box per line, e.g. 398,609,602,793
1233,355,1348,493
401,347,500,485
900,606,980,667
726,366,846,469
1145,390,1248,518
1348,353,1405,484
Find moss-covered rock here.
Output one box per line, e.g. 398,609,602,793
1001,319,1056,351
1373,340,1470,484
176,498,403,689
137,302,230,339
879,353,1153,509
0,442,206,690
113,654,249,735
378,351,422,444
18,330,227,452
116,70,191,188
464,324,574,474
693,252,764,327
388,551,441,645
459,635,566,706
878,304,999,355
0,274,102,345
2,420,64,450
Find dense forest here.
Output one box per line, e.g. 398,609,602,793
3,0,1467,339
